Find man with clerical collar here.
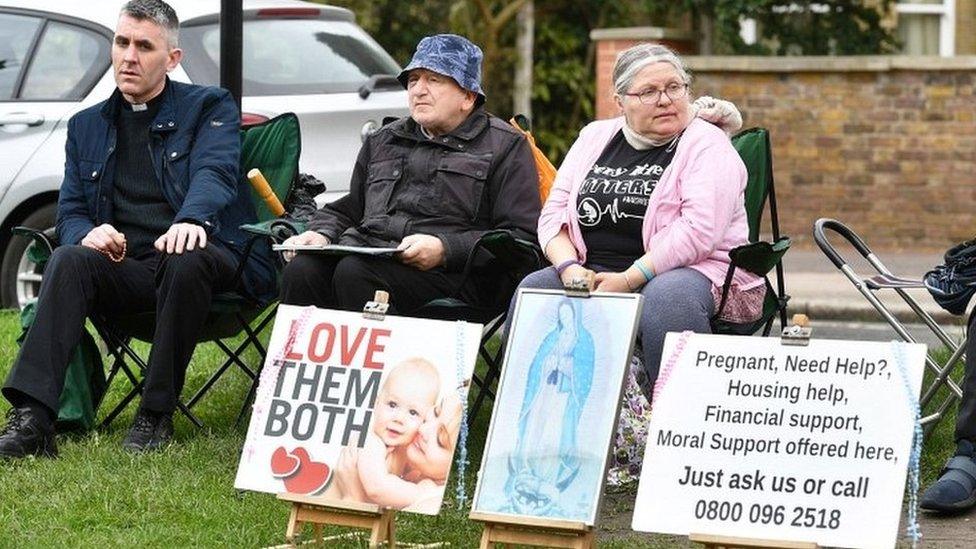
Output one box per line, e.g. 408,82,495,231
278,34,541,315
0,0,274,458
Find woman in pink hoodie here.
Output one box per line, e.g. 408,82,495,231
512,43,765,389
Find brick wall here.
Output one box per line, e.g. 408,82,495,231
591,50,976,251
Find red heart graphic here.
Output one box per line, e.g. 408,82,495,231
283,448,332,495
270,446,300,478
292,447,311,465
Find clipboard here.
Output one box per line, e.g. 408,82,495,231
272,243,401,257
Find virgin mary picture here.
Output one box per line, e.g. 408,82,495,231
473,289,641,524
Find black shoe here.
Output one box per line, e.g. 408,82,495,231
920,439,976,513
0,407,57,459
122,410,174,453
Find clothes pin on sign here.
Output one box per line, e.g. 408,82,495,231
781,314,812,347
363,290,390,321
563,271,595,298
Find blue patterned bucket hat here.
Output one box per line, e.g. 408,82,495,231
397,34,485,101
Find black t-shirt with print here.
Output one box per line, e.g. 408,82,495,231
577,130,677,271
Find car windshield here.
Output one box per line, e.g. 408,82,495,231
180,18,400,96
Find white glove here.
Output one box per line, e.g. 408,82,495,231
692,95,743,136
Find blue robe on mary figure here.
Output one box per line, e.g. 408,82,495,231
506,299,595,515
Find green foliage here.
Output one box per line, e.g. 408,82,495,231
682,0,898,55
317,0,897,164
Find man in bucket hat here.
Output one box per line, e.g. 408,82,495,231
278,34,540,314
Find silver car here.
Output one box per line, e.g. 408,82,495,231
0,0,408,307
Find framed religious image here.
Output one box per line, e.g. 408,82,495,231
234,304,482,515
471,289,643,525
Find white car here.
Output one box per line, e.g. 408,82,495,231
0,0,408,307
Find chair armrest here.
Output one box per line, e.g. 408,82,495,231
240,219,305,242
12,226,58,267
448,229,544,302
462,229,544,280
728,237,791,277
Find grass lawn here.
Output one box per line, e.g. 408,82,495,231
0,309,963,547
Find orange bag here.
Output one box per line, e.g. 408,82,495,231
509,115,556,204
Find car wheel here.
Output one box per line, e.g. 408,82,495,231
0,204,57,309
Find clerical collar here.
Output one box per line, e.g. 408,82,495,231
122,86,165,113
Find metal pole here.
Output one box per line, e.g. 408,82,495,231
219,0,243,110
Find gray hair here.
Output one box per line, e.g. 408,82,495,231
120,0,180,48
612,43,691,96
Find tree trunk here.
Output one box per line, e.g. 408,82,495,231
513,0,534,120
698,10,714,55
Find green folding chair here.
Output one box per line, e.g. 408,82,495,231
712,127,791,336
14,112,302,428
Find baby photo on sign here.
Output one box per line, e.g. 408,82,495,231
235,305,481,515
472,289,642,524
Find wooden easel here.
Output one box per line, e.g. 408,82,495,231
689,534,818,549
471,512,595,549
278,494,395,547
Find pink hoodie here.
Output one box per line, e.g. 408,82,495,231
538,116,763,291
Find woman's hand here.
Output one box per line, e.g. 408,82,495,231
559,264,596,288
593,271,633,293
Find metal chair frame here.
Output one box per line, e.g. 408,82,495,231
814,218,965,434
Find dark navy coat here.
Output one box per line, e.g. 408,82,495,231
56,79,275,303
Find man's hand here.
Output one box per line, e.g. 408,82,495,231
81,224,126,255
594,271,632,293
154,222,207,254
397,234,445,271
280,231,330,262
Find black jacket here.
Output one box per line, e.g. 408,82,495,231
56,80,275,303
308,107,541,272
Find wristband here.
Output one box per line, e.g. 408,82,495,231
622,270,637,292
555,259,581,275
633,259,654,282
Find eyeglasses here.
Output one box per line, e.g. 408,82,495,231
624,82,688,105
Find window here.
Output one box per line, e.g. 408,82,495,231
896,0,955,56
0,13,42,100
180,19,401,96
21,21,109,100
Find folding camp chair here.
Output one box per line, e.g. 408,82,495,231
13,113,302,428
814,218,965,434
712,127,791,336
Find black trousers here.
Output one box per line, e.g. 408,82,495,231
956,310,976,442
2,244,237,415
280,254,478,314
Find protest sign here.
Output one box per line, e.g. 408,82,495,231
235,304,481,515
472,289,643,525
632,333,925,548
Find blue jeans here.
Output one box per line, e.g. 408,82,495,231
507,266,714,386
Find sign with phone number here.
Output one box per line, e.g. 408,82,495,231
631,333,924,549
